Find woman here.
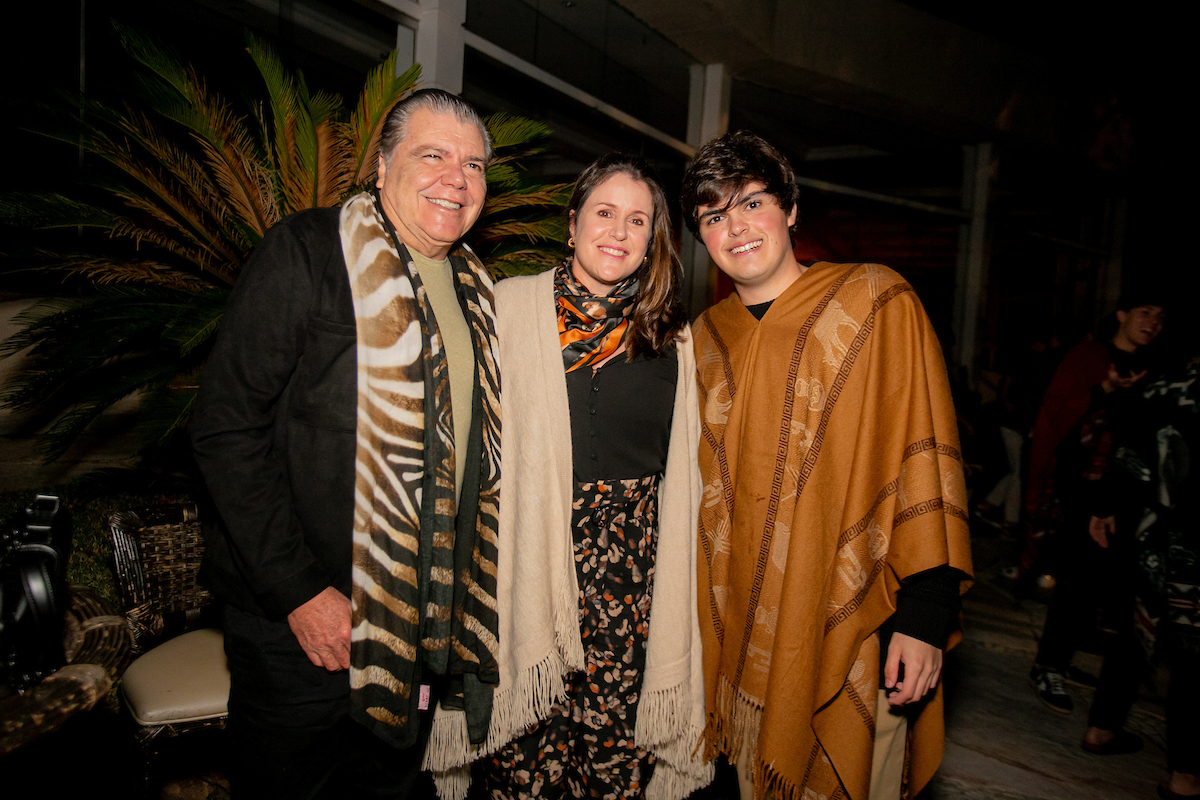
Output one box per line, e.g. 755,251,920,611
427,154,710,800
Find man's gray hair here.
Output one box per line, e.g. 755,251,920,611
379,88,493,166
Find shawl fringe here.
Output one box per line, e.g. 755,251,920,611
638,681,714,798
646,759,715,800
555,560,587,673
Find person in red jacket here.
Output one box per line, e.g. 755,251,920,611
1026,294,1165,713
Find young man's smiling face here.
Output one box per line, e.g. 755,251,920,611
1114,304,1165,350
695,181,803,305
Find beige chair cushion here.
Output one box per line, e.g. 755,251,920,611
121,627,230,726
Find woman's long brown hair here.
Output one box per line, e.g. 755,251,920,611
567,153,687,358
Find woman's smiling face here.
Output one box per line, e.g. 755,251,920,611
569,172,653,296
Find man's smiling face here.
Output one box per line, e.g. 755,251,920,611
696,181,801,305
376,106,488,259
1115,304,1165,349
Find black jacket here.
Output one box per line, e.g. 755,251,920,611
193,207,358,620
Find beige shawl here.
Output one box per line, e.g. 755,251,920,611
424,268,713,799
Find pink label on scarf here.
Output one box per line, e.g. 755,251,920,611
418,684,431,711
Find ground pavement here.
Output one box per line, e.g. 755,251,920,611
925,523,1172,800
10,521,1167,800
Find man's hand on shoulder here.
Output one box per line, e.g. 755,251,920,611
287,586,352,672
884,632,943,706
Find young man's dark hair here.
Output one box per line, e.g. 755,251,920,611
1113,288,1166,314
680,129,800,239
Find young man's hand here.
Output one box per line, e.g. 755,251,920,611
1101,365,1147,392
287,586,353,671
883,632,943,706
1088,515,1116,548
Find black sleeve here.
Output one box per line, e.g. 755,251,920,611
888,565,966,648
191,214,335,619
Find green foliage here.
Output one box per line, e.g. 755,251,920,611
1,24,567,472
470,113,572,277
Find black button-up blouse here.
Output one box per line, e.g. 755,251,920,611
565,351,678,481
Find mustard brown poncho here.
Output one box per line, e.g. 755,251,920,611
693,261,973,800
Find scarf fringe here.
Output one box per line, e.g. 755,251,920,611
423,707,473,773
426,648,570,782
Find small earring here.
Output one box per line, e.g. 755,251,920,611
568,238,576,248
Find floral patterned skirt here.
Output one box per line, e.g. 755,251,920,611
485,474,661,800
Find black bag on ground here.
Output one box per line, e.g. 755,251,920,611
0,494,73,690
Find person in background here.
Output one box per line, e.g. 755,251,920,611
975,323,1066,533
1026,294,1165,713
1076,351,1199,800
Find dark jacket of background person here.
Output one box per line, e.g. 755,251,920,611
1025,339,1113,518
1104,358,1200,652
1081,358,1200,777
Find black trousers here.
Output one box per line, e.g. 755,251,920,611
223,605,437,800
1089,629,1200,775
1035,519,1129,669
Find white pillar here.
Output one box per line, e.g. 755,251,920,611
683,63,731,318
414,0,466,94
953,142,991,380
395,24,416,72
688,64,731,148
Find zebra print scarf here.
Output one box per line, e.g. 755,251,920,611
339,190,501,750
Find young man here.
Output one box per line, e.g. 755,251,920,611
192,90,501,798
683,130,972,800
1025,294,1165,715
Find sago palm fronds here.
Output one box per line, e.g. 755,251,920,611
1,26,416,465
470,113,571,277
1,25,567,471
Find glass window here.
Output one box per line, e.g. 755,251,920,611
465,0,694,142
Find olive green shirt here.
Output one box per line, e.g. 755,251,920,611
411,250,474,500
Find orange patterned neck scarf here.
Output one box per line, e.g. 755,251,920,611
554,260,638,373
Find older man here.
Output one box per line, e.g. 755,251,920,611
192,89,502,798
